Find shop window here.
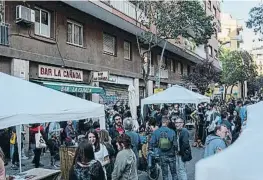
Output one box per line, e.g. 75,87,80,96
103,33,116,56
124,41,131,60
35,7,51,38
67,20,83,46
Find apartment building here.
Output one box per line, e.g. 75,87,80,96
0,1,220,106
251,47,263,76
218,13,243,50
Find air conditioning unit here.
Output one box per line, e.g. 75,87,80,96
16,5,35,24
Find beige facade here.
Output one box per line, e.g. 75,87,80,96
204,0,221,59
218,13,245,98
251,47,263,76
218,13,243,50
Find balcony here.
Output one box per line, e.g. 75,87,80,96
141,64,155,76
160,69,168,79
109,0,149,24
0,23,9,46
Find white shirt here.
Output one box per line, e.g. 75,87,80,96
205,110,214,122
94,144,109,165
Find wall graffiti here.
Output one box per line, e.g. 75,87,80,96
99,89,128,107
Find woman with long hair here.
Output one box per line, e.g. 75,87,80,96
69,140,105,180
0,147,6,179
86,130,110,179
99,130,115,180
112,134,138,180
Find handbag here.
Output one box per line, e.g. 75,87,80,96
35,126,47,149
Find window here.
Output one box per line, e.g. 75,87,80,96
208,45,213,56
208,0,211,10
187,65,191,75
214,49,218,58
35,7,51,38
67,20,83,46
124,41,131,60
213,6,217,16
180,63,183,75
164,56,168,69
171,60,176,73
214,28,218,39
103,33,116,55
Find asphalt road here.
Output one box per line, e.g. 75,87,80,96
137,144,204,180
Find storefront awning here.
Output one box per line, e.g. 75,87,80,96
33,80,103,94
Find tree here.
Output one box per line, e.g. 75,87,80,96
247,3,263,39
219,48,258,98
135,0,214,97
220,49,243,99
183,60,221,95
247,75,263,96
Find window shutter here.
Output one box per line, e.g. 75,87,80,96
67,22,72,43
124,41,130,60
103,33,115,55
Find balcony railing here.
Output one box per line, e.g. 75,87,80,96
0,23,9,46
142,65,155,76
109,0,149,24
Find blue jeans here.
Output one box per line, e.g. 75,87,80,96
147,149,159,168
176,155,187,180
10,144,15,160
159,156,177,180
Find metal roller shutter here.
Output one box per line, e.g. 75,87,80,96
100,83,129,107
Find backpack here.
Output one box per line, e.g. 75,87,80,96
158,131,172,151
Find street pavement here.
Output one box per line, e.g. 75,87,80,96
6,129,204,180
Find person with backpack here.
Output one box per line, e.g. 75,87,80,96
149,115,178,180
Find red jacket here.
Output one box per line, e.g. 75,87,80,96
29,126,45,144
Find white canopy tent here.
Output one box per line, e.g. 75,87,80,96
0,72,105,129
141,85,210,115
0,72,105,173
195,101,263,180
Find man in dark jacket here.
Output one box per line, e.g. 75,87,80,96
109,114,124,155
175,118,192,180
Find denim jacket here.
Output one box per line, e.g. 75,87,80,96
149,126,177,157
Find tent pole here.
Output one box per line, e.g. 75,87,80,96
19,124,22,173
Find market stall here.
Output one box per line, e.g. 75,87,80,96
195,101,263,180
0,72,105,178
141,85,210,115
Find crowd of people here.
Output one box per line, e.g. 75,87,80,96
0,96,257,180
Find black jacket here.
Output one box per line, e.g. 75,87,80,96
177,128,192,162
